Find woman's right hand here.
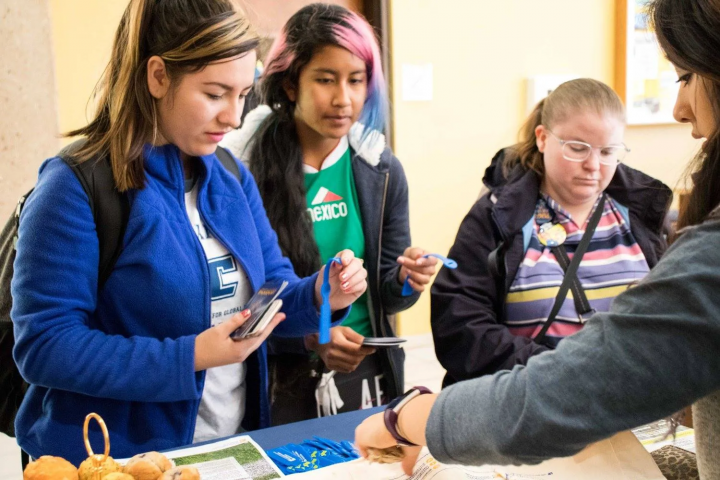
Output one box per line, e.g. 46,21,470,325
355,411,422,475
304,326,376,373
194,310,285,371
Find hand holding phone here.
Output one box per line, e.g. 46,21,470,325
243,299,283,338
230,281,287,340
194,308,286,371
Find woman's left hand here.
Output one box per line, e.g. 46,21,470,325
355,412,421,475
397,247,439,293
315,249,368,311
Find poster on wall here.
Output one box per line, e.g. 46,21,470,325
618,0,679,125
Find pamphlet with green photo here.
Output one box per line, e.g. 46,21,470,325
166,436,283,480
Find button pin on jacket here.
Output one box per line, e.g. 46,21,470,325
538,223,567,247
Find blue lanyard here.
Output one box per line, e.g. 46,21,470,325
401,253,458,296
319,257,342,344
267,436,359,474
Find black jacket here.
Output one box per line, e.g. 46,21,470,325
348,145,420,397
431,149,672,386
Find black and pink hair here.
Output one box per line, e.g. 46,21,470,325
260,3,388,136
248,4,389,278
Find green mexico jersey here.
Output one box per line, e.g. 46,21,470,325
305,146,372,337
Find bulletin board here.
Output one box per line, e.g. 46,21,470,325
615,0,679,125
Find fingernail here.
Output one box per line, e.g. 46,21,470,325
417,259,424,266
341,273,348,281
241,309,251,317
342,281,350,289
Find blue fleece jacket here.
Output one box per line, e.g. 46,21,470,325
11,144,341,465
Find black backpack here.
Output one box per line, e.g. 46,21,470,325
0,140,240,437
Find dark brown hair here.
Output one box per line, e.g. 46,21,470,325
67,0,259,192
649,0,720,230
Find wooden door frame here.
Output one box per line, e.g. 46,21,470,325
363,0,393,145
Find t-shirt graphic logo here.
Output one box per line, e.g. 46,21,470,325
308,187,348,222
311,187,343,205
208,254,239,300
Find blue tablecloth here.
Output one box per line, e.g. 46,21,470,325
251,407,382,451
164,407,382,456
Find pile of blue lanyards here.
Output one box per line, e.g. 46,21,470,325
267,436,360,475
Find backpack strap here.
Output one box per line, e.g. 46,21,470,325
551,244,595,322
487,239,509,319
487,241,507,291
534,195,606,344
56,142,239,290
215,146,242,183
58,140,129,290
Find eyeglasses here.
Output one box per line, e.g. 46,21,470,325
547,130,630,165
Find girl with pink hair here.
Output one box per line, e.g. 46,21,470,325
223,3,436,424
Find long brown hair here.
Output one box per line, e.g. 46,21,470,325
649,0,720,230
504,78,626,179
67,0,259,192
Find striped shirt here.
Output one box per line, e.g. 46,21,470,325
505,193,650,347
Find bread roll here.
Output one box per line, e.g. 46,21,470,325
103,474,135,480
23,456,79,480
78,455,122,480
123,451,173,480
159,466,200,480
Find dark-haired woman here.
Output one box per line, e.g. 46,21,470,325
356,0,720,478
222,3,437,424
11,0,366,465
431,78,671,385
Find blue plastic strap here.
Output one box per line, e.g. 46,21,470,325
267,449,298,467
401,253,458,296
320,257,343,344
267,436,358,474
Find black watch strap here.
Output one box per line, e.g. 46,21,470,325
383,386,432,446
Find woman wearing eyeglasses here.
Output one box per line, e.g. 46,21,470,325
430,78,671,384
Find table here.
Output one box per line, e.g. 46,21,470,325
164,406,383,458
250,407,382,451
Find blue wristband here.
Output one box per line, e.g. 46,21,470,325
401,253,458,296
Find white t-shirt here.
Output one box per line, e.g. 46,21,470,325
185,180,252,443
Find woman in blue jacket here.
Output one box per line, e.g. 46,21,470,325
11,0,366,465
222,4,437,424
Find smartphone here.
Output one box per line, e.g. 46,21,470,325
245,299,283,338
230,280,287,339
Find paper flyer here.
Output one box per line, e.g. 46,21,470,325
163,436,284,480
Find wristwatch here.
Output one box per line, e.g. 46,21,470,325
383,386,432,446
